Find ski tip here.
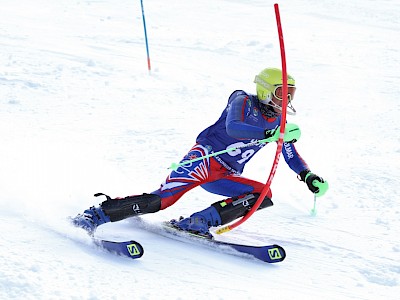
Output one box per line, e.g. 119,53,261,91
98,239,144,259
268,244,286,263
126,240,144,259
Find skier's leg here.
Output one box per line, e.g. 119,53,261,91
201,174,272,198
71,193,161,234
152,144,227,210
172,175,273,237
172,192,273,237
72,145,225,234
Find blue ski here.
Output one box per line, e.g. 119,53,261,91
161,222,286,263
94,239,144,259
211,240,285,263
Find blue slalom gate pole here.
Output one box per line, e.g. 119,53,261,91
140,0,151,71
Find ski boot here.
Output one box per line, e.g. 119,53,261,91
71,206,110,235
171,193,273,238
171,205,221,239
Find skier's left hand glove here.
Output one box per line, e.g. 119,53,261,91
299,170,329,197
265,123,301,143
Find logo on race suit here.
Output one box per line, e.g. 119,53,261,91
246,98,252,107
187,154,198,160
283,142,294,159
253,107,259,117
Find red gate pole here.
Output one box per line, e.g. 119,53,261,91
216,3,288,234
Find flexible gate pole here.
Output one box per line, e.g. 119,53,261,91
140,0,151,71
216,3,289,234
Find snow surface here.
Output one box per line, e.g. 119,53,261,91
1,0,399,299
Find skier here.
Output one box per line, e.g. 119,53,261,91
72,68,329,238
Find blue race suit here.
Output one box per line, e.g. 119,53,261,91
153,90,309,210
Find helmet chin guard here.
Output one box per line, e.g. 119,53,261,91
260,96,297,116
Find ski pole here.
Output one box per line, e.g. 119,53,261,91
169,123,300,171
310,193,317,216
140,0,151,71
169,138,271,171
310,179,329,215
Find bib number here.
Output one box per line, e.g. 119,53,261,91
226,142,255,164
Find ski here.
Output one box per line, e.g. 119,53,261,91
129,218,285,263
71,216,283,262
93,239,144,259
69,216,144,259
161,222,285,263
208,239,285,263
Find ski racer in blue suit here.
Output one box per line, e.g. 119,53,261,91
72,68,329,238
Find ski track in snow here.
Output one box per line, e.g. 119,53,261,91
1,0,399,299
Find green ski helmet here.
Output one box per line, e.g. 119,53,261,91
254,68,297,115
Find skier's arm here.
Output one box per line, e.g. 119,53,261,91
283,143,329,196
282,142,309,174
225,95,266,139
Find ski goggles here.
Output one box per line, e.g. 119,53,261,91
272,85,296,101
254,75,296,101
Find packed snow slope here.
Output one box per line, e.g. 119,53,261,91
1,0,399,299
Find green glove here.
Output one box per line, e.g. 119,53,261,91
265,123,301,143
301,171,329,197
312,178,329,197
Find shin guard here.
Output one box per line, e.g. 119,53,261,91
98,193,161,222
211,193,273,225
